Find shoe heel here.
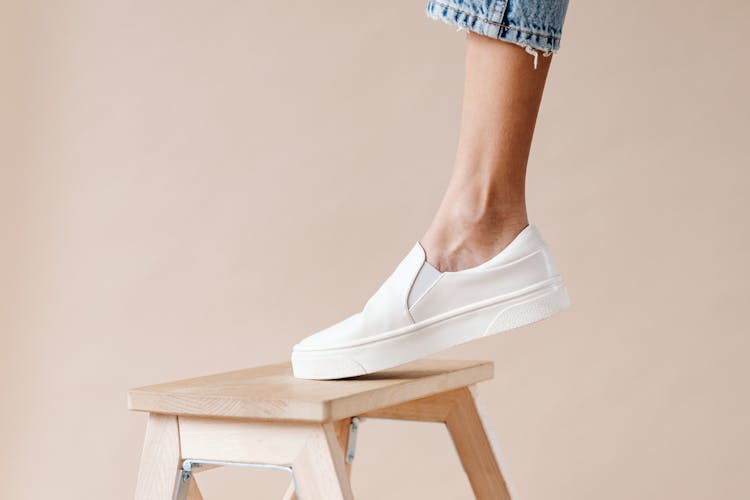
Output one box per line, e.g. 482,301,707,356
483,281,570,337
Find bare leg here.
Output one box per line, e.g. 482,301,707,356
420,32,552,272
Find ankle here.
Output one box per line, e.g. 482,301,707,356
420,211,528,272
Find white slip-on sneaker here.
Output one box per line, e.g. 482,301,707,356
291,224,569,380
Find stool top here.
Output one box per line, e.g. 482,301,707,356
128,359,492,422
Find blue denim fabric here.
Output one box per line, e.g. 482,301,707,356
426,0,569,53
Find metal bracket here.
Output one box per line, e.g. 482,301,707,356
346,417,361,464
173,468,192,500
173,459,298,500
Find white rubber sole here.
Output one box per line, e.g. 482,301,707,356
291,277,570,380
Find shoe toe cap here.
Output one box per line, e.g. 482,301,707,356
294,313,363,350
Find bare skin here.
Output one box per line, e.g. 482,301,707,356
420,31,552,272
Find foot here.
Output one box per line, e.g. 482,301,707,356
291,224,570,380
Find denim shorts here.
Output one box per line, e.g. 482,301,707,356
426,0,570,54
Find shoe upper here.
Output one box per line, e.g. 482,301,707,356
294,224,559,351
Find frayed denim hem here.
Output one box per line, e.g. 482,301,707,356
426,0,562,57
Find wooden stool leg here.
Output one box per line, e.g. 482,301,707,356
186,466,218,500
282,418,352,500
445,387,511,500
281,480,297,500
186,479,204,500
135,413,181,500
290,421,354,500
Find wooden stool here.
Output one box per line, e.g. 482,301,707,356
128,359,511,500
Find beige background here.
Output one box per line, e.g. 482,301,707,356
2,0,749,499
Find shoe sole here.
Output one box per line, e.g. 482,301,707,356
291,277,570,380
